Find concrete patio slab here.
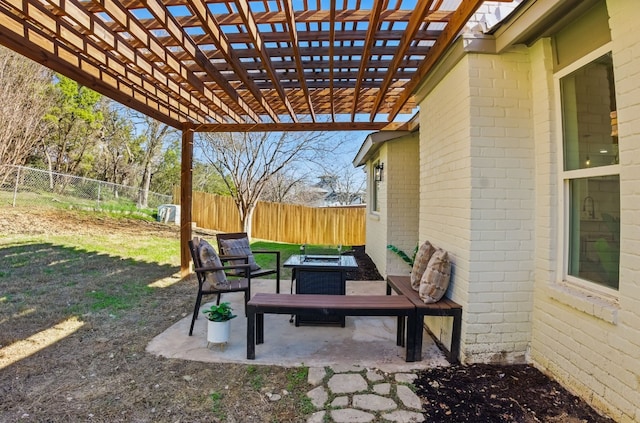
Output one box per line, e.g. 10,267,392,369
146,279,449,372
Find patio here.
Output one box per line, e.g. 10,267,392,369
147,278,449,371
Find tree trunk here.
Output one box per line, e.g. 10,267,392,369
242,206,255,240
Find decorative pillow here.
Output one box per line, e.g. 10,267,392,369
197,239,228,288
219,237,261,275
418,248,451,304
410,241,436,290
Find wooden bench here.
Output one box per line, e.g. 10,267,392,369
386,275,462,363
246,293,418,362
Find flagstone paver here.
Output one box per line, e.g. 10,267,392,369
352,394,397,411
307,385,328,408
331,408,376,422
373,382,391,395
305,365,426,422
396,385,422,409
331,396,349,407
327,373,368,394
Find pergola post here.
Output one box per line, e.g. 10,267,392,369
180,124,194,277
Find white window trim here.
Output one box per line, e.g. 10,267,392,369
554,42,619,300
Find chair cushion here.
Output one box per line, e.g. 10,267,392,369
197,239,229,288
219,237,261,275
411,241,436,290
418,248,451,304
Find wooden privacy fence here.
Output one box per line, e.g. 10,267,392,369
174,188,366,245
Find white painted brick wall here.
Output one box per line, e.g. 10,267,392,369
386,133,420,276
364,134,420,278
365,143,387,276
419,47,534,363
527,1,640,421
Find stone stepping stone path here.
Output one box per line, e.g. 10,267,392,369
305,365,425,423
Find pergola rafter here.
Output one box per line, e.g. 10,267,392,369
0,0,512,130
0,0,516,272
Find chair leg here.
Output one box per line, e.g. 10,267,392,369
189,292,203,336
216,293,221,305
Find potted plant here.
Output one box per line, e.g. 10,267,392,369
202,302,237,345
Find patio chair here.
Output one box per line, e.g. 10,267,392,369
216,232,281,294
187,237,252,336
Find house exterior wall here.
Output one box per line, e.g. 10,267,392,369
364,0,638,419
418,58,473,356
386,133,420,277
528,1,640,421
418,47,535,364
363,134,420,278
365,144,387,275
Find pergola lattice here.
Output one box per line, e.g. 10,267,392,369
0,0,514,271
0,0,512,132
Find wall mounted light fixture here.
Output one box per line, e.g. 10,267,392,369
374,162,384,182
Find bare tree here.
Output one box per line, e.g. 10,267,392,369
0,47,54,183
133,114,178,208
260,170,309,203
197,131,330,239
316,165,366,206
95,102,138,187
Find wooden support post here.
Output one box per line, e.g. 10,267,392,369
180,124,194,277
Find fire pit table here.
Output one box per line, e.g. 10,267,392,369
283,254,358,326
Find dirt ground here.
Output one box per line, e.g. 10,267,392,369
0,207,614,422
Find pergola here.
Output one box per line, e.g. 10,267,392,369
0,0,514,273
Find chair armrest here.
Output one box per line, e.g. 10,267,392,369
219,254,249,262
194,263,251,273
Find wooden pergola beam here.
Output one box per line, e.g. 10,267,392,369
387,0,487,121
232,0,297,122
191,121,404,133
283,0,315,119
186,0,281,123
370,0,436,120
44,0,218,123
0,3,185,127
351,0,385,121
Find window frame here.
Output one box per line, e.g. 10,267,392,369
555,43,620,298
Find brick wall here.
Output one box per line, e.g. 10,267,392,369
386,133,420,276
528,1,640,421
365,144,387,275
419,46,535,363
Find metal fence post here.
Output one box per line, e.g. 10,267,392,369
12,166,20,207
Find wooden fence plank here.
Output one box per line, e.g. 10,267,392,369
174,187,365,245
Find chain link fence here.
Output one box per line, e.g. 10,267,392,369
0,165,173,213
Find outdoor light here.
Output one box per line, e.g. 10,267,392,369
374,162,384,182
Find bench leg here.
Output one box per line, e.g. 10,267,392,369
412,314,425,362
256,313,264,345
450,309,462,364
247,307,256,360
396,316,405,347
405,312,417,362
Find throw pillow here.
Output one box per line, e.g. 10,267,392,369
219,237,261,275
411,241,436,290
419,248,451,304
197,239,228,288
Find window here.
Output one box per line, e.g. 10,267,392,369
371,160,381,213
560,51,619,291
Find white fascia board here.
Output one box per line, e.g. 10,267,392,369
352,131,412,167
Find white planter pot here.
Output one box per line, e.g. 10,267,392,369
207,320,231,344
